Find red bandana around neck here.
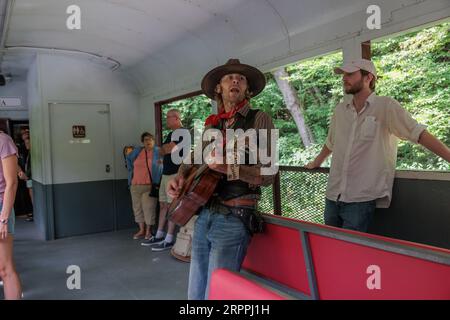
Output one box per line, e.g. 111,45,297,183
204,99,248,127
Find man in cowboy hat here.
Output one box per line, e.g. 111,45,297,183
167,58,276,300
306,58,450,232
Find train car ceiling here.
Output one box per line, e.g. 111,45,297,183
0,0,448,100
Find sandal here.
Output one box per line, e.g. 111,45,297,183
133,231,145,239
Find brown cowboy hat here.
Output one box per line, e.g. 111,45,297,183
201,58,266,99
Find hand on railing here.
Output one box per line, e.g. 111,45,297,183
304,145,332,170
304,160,320,170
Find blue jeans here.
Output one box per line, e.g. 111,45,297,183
188,208,251,300
324,198,375,232
0,202,15,234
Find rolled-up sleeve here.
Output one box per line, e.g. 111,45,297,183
325,111,336,151
387,99,426,143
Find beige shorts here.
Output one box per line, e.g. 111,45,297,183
130,184,157,225
159,174,177,203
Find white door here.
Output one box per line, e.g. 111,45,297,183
50,103,115,238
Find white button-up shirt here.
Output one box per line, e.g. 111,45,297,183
325,93,426,208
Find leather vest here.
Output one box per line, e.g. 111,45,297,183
213,108,261,201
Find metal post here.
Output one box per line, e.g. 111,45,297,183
300,230,319,300
273,172,282,215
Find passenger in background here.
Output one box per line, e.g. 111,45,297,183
16,128,30,173
18,137,33,222
306,59,450,232
17,128,29,151
142,109,185,252
0,131,22,299
126,132,163,240
14,127,32,219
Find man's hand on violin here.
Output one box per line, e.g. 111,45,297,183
167,175,185,200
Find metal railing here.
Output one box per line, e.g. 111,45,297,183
258,166,330,224
259,166,450,223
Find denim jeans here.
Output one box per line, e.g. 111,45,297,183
324,198,376,232
188,208,251,300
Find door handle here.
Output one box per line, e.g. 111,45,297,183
106,164,111,173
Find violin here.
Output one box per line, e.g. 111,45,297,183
167,164,222,226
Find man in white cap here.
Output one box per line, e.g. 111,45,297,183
306,58,450,232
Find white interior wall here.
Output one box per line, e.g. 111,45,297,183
27,56,44,183
29,53,140,184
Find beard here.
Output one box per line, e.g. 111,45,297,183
344,79,364,95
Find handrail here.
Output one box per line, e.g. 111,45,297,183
279,166,330,173
269,166,450,217
278,165,450,180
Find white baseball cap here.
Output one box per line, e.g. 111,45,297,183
334,58,378,79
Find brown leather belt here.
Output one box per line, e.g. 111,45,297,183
221,198,257,207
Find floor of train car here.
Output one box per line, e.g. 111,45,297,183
2,216,190,299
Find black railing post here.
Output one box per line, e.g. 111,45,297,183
273,172,282,215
